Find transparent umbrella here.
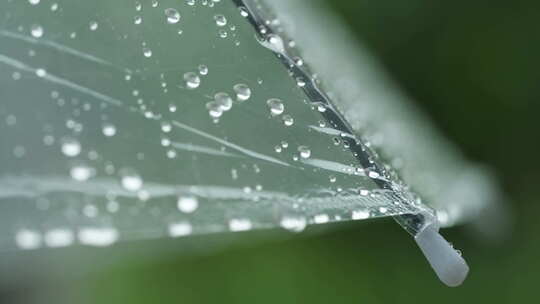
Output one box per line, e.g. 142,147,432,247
0,0,502,287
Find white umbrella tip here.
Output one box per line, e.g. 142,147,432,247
414,223,470,287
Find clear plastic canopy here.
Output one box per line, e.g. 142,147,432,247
0,0,437,251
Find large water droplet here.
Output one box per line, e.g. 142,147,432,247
183,72,200,89
233,83,251,101
214,92,232,111
164,8,180,24
206,101,222,118
266,98,284,115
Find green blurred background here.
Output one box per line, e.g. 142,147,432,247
4,0,540,303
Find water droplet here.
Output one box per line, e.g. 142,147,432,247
78,227,118,247
214,92,232,111
120,170,143,192
214,14,227,27
177,196,198,213
83,204,98,217
229,218,252,232
29,0,41,5
70,165,94,181
30,24,43,38
352,210,370,220
282,114,294,126
315,103,327,112
359,189,369,196
35,68,47,77
143,47,152,58
89,21,98,31
233,83,251,101
313,214,329,224
280,216,306,232
151,0,159,7
186,0,195,6
61,138,81,157
264,34,285,53
102,123,116,137
198,64,208,75
161,121,172,133
168,221,192,237
166,149,176,158
368,171,380,179
164,8,180,24
329,175,336,183
206,101,222,118
135,1,142,11
298,145,311,159
266,98,284,115
183,72,200,89
293,56,304,66
218,29,227,38
134,15,142,25
274,145,282,153
44,228,74,248
15,229,41,250
238,6,249,17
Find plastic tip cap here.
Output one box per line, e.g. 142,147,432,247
414,223,470,287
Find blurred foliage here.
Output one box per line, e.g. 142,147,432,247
3,0,539,303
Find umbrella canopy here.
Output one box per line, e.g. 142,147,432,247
0,0,496,286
